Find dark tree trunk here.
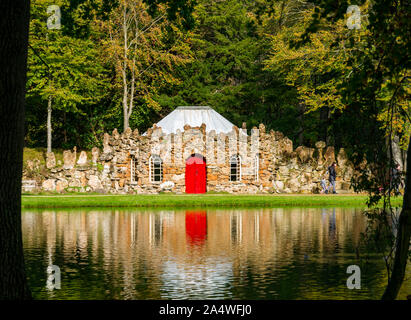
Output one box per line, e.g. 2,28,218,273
0,0,32,299
382,136,411,300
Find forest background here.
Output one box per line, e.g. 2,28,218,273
26,0,410,164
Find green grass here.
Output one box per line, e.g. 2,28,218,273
21,194,404,209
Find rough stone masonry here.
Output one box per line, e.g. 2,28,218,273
22,123,355,194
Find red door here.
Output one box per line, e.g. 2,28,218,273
185,155,206,194
185,211,207,245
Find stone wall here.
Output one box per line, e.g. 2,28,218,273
22,124,355,194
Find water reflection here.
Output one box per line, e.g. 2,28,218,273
22,208,411,300
185,211,207,246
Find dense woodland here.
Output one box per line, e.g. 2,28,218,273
26,0,409,155
0,0,410,300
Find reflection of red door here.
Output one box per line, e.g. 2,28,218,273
185,155,206,194
185,211,207,245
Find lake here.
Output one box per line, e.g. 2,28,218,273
22,207,411,300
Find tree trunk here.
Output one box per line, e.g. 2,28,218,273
46,32,52,153
123,103,129,131
382,135,411,300
388,135,404,170
122,5,130,131
47,95,52,153
0,0,32,299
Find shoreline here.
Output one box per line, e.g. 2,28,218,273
21,194,404,209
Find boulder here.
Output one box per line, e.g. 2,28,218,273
160,181,175,190
26,160,34,171
73,171,87,186
46,152,56,169
22,180,37,192
77,151,88,166
123,127,132,138
56,179,68,192
172,174,185,183
324,146,335,164
42,179,56,191
63,147,76,169
295,146,315,163
88,175,102,190
103,133,112,153
278,166,289,177
278,137,293,155
315,141,326,165
287,178,300,193
273,180,284,190
26,159,41,172
112,128,120,140
91,147,99,164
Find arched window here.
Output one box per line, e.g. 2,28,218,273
230,155,241,182
149,155,163,182
254,155,259,182
130,155,138,183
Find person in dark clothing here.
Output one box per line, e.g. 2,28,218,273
326,162,337,194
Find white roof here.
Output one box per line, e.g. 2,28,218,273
147,106,238,135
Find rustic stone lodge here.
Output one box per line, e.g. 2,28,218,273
23,106,355,194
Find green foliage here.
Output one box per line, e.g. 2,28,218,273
299,0,410,299
27,0,111,149
26,0,409,155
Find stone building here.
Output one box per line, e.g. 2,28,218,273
24,106,355,194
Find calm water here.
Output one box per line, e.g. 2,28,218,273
22,208,411,300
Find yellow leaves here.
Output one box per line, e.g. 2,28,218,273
97,0,192,118
263,2,353,114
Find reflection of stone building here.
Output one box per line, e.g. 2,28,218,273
27,107,355,194
22,208,371,299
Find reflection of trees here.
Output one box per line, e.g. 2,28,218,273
21,208,410,299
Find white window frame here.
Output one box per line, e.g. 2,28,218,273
130,155,138,183
149,155,163,183
229,154,242,182
254,155,259,182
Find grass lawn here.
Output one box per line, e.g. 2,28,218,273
21,193,404,209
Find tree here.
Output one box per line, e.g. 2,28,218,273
0,0,32,299
299,0,410,299
27,0,110,151
102,0,193,131
264,1,348,145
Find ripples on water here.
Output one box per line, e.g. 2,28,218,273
22,208,411,300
